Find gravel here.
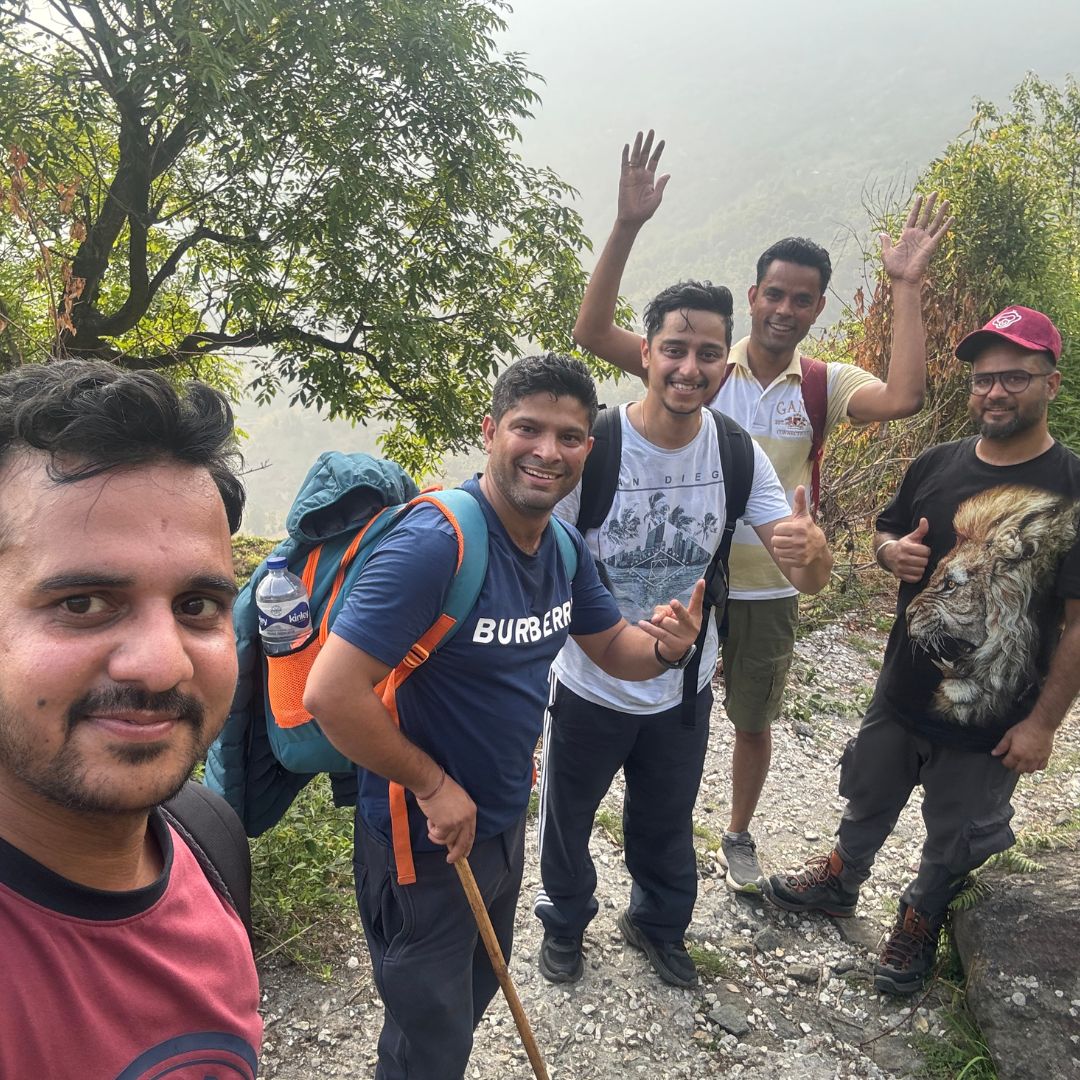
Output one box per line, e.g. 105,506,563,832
257,609,1080,1079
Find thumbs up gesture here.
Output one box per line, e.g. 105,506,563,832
771,485,828,569
878,518,931,582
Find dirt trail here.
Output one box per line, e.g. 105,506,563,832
257,610,1080,1079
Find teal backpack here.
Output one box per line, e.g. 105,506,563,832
204,451,577,876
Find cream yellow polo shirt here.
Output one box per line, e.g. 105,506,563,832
710,337,876,600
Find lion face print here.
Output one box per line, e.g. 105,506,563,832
905,484,1079,726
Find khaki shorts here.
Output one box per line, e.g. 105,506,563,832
719,595,799,734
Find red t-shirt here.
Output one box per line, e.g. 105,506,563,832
0,811,262,1079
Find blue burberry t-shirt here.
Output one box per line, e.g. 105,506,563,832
331,478,621,848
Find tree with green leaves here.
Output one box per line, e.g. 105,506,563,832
817,73,1080,548
0,0,591,469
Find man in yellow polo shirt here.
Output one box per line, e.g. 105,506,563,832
573,129,952,893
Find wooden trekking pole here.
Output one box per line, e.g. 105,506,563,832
454,856,549,1080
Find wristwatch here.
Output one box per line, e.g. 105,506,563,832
654,639,697,670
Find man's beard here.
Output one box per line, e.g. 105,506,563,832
972,400,1045,440
0,685,206,815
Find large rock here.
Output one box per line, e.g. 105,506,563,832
951,845,1080,1080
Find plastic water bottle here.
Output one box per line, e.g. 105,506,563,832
256,556,313,655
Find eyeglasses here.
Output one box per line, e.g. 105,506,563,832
968,370,1052,396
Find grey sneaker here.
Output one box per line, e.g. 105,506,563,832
719,831,766,894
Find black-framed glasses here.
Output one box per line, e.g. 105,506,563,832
968,370,1052,396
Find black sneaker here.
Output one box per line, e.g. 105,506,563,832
767,850,859,917
874,903,941,996
538,931,584,984
617,910,698,989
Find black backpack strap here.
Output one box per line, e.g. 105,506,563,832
576,405,621,533
680,409,755,727
162,781,253,943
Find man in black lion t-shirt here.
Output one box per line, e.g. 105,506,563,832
768,306,1080,995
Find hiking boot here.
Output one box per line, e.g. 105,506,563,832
874,903,941,996
719,831,766,894
767,850,859,917
538,931,584,984
617,910,698,989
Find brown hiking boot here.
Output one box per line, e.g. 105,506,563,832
874,903,941,996
767,850,859,917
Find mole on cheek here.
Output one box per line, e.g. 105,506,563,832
37,699,47,708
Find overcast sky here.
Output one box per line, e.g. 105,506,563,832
496,0,1080,286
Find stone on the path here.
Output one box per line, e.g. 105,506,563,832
833,916,882,952
708,1004,750,1036
952,846,1080,1080
753,928,782,954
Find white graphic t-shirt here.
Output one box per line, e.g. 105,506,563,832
552,406,792,714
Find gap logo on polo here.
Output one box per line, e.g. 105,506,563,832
332,477,620,849
709,337,875,599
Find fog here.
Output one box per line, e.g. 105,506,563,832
236,0,1080,533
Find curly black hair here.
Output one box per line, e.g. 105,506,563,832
0,360,245,532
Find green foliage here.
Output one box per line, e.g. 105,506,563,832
0,0,593,471
687,943,738,981
817,74,1080,546
594,807,624,847
231,535,278,582
916,932,997,1080
950,810,1078,911
915,1009,997,1080
249,776,356,971
692,821,723,849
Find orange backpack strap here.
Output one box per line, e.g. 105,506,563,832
381,613,461,885
376,489,490,886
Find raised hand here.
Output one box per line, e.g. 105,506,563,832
771,486,827,569
880,517,931,582
640,577,705,661
880,192,954,285
617,129,670,229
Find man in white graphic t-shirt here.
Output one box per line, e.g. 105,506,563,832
573,130,952,894
534,281,834,988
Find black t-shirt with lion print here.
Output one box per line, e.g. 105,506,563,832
875,437,1080,751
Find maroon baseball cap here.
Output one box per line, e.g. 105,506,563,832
955,305,1062,364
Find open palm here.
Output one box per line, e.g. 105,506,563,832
617,129,670,227
880,192,953,284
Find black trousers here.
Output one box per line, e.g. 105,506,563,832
535,679,711,943
354,812,526,1080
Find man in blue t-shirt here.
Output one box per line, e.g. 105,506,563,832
305,354,706,1080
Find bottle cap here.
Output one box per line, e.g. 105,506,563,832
266,556,288,570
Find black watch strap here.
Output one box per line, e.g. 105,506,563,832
654,639,697,671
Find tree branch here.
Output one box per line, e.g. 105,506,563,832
108,323,422,407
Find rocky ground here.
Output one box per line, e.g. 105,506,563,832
256,603,1080,1079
